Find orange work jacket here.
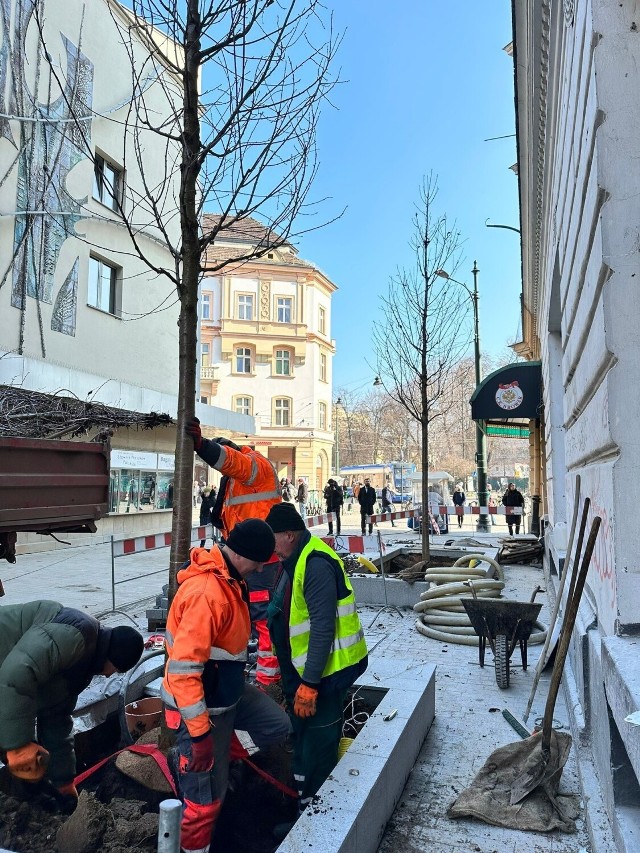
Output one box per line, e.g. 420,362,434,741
160,547,251,738
214,445,282,537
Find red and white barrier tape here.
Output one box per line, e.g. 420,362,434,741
111,525,211,557
305,512,336,528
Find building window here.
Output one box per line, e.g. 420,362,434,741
275,398,291,426
320,353,327,382
319,305,326,335
201,292,212,320
93,154,121,211
88,256,118,315
235,346,252,373
201,342,210,367
237,293,254,320
235,396,252,416
275,349,291,376
200,395,209,404
276,296,292,323
319,402,327,430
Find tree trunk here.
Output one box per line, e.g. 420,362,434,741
421,417,430,561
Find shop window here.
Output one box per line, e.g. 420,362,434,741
88,256,119,316
276,296,292,323
275,397,291,426
237,293,254,320
93,154,122,211
275,349,291,376
235,346,252,374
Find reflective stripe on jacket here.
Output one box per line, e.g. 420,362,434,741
161,546,250,737
214,445,281,538
289,538,367,678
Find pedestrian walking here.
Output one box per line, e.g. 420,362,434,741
0,601,143,812
381,483,395,526
264,502,368,836
199,487,215,546
184,419,283,699
358,478,377,535
452,484,466,529
161,519,291,853
295,477,308,520
502,482,525,535
281,478,293,501
323,478,343,535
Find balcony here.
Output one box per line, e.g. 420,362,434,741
200,365,219,381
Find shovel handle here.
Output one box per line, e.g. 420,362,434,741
541,516,601,754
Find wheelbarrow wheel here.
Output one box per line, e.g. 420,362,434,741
495,633,510,689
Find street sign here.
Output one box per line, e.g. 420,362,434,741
484,424,529,438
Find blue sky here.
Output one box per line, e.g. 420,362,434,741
297,0,521,391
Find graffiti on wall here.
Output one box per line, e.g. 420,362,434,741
1,0,94,342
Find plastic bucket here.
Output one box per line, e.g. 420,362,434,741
125,697,163,739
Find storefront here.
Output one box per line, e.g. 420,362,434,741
109,449,176,514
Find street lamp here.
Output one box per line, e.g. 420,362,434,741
435,262,490,532
334,397,342,475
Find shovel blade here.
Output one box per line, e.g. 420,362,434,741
510,729,572,804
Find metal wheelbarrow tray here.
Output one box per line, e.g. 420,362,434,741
461,597,543,688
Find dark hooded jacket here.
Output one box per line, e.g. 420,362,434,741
0,600,114,785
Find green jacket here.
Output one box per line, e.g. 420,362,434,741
0,600,111,785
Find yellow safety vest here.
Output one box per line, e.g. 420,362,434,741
289,537,367,678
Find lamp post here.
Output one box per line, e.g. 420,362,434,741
435,262,490,532
334,397,342,475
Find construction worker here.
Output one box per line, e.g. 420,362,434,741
0,601,144,810
160,519,291,853
264,502,368,829
185,417,283,698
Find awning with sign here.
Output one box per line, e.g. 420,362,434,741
470,361,542,437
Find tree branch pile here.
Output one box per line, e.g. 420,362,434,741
0,386,173,440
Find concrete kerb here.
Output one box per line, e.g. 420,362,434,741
276,657,436,853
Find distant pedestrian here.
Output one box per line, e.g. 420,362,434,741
452,484,466,529
199,488,215,546
193,480,200,508
358,478,377,536
281,478,293,502
295,477,308,519
381,484,395,526
324,479,344,535
502,483,525,535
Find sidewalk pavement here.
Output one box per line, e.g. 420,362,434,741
0,526,616,852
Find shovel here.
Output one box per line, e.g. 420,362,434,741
510,515,601,804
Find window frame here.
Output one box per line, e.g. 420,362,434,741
87,255,119,316
93,153,122,211
319,401,327,430
319,305,326,335
201,291,212,320
274,397,291,426
234,345,253,374
320,352,327,382
274,348,292,376
276,296,293,323
234,395,253,416
237,293,255,321
201,342,210,367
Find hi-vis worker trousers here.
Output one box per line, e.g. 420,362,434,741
167,683,291,853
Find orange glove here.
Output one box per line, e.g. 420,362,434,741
57,782,78,800
6,742,49,781
293,684,318,718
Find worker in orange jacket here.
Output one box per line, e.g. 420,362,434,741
185,418,283,696
160,519,291,853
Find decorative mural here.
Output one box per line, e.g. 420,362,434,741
1,0,94,343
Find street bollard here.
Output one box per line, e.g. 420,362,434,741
157,798,182,853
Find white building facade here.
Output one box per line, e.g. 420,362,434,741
513,1,640,847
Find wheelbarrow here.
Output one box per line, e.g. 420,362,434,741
461,584,543,688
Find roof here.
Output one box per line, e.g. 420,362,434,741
202,214,294,251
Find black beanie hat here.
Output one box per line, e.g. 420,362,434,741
265,501,306,533
107,626,144,672
226,518,276,562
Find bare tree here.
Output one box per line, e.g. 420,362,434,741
372,176,470,559
27,0,338,594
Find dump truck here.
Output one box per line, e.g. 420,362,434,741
0,436,110,564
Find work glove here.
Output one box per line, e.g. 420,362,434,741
185,417,202,451
189,731,214,773
293,684,318,718
214,436,240,451
6,742,49,781
55,782,79,814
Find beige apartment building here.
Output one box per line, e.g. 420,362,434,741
200,216,337,498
